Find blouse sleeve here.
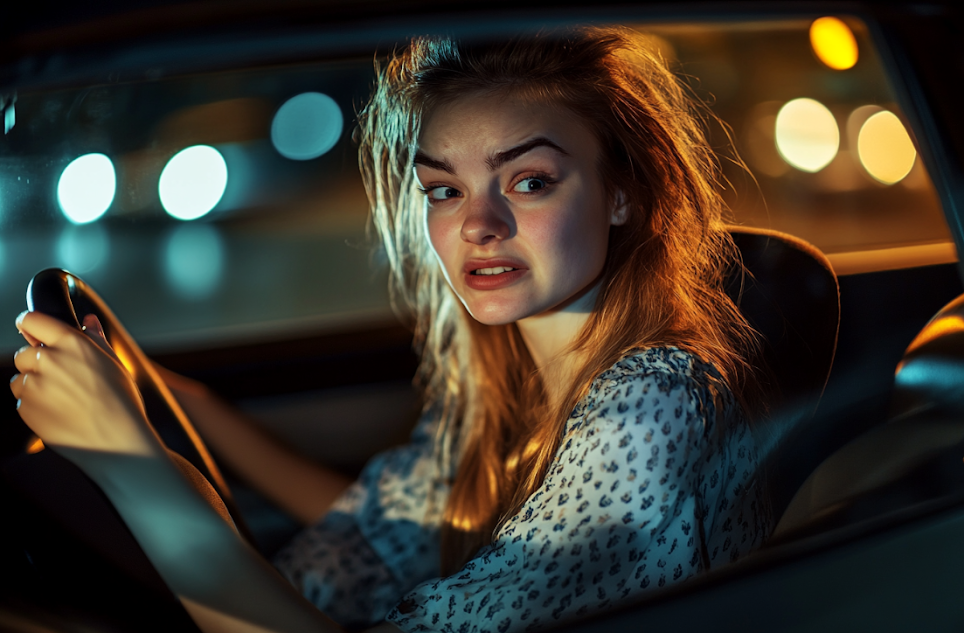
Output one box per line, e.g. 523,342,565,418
273,412,449,630
387,361,748,633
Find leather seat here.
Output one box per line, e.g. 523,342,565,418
773,292,964,539
725,226,841,520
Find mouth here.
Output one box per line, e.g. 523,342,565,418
471,266,518,276
462,258,528,290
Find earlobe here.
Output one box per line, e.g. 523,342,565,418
610,191,629,226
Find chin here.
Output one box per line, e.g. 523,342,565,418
461,299,532,327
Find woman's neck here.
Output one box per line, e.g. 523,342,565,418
516,280,601,409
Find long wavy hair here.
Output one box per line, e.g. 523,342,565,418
356,26,763,575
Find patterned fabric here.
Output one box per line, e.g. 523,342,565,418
274,347,769,632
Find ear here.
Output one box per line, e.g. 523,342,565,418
610,190,629,226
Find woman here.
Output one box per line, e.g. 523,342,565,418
11,26,769,633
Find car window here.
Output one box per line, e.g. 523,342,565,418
648,17,953,274
0,15,952,353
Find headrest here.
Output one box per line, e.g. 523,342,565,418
726,226,840,429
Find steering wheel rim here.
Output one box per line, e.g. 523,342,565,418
24,267,252,541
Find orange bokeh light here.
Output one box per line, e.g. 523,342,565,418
810,17,859,70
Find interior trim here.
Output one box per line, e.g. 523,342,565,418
827,241,957,275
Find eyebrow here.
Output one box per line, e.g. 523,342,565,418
412,152,456,175
413,137,570,174
487,137,570,170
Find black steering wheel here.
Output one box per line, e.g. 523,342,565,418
26,268,243,514
4,268,252,624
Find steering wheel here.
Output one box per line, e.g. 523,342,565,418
5,268,253,609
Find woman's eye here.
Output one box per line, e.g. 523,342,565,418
425,186,461,201
512,177,548,193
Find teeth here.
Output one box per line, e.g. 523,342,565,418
474,267,516,276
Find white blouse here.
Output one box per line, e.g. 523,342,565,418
274,347,769,632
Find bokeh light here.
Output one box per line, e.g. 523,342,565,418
775,98,840,173
810,17,858,70
163,223,225,299
159,145,228,220
857,110,917,184
271,92,343,160
57,153,116,224
56,223,109,273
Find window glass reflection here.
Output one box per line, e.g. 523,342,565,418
56,224,109,274
163,223,225,300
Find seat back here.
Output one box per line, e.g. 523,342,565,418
774,292,964,539
726,227,841,519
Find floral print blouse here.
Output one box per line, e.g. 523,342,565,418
273,347,769,632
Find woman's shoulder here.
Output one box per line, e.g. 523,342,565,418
597,346,719,388
567,346,733,439
582,346,722,408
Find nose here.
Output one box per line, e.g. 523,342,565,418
460,194,513,245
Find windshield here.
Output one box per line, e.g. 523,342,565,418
0,16,951,352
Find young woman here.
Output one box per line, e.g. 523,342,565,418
11,26,769,633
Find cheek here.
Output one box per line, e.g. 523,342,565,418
425,212,461,272
534,194,610,271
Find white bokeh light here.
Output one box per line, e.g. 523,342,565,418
163,223,225,299
159,145,228,220
271,92,343,160
775,98,840,173
56,223,110,274
57,153,116,224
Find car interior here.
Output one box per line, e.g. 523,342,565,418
2,2,964,631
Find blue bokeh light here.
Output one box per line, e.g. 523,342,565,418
159,145,228,220
57,153,116,224
270,92,343,160
56,223,109,274
163,223,225,299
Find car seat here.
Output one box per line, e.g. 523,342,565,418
725,226,841,520
772,292,964,540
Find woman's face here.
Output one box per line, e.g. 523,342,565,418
415,92,626,326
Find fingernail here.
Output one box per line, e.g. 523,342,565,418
15,399,21,410
10,374,18,384
16,310,28,330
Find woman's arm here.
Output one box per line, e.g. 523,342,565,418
155,366,351,526
11,310,347,632
68,444,344,633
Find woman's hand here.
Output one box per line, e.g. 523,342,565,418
11,310,164,458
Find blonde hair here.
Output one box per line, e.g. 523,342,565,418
356,26,762,574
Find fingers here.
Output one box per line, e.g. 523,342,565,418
12,345,58,402
10,372,24,400
13,344,43,375
16,311,41,347
17,311,77,349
